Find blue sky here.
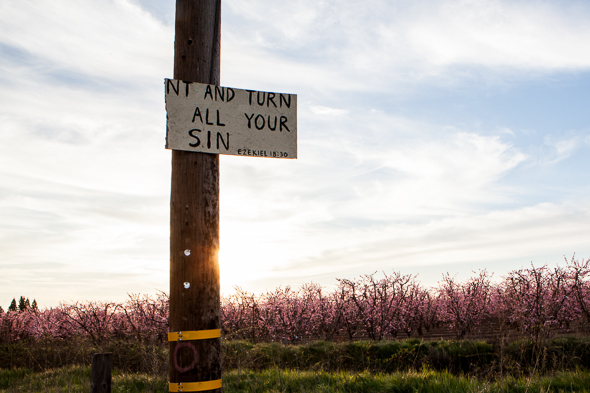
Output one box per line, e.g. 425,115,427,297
1,0,590,309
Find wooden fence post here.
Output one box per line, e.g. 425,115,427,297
90,353,112,393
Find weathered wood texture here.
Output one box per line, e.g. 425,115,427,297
90,353,112,393
169,0,222,390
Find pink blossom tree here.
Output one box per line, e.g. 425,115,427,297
438,270,493,339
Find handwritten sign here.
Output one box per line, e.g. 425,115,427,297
165,79,297,159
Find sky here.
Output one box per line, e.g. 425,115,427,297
1,0,590,309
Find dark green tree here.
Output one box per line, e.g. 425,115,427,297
31,299,38,310
8,298,17,312
0,306,4,314
18,296,27,312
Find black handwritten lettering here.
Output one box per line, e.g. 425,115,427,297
280,116,290,132
227,88,235,102
188,129,201,147
205,109,214,125
216,110,225,126
267,92,277,108
280,94,291,108
207,130,211,149
246,90,255,105
215,85,224,101
192,107,203,123
245,113,291,132
245,113,254,128
257,92,265,106
183,81,192,97
217,132,229,150
268,115,277,131
236,149,289,158
255,114,265,130
204,85,213,100
166,79,179,95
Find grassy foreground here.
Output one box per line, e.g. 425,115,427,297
2,366,590,392
7,336,590,376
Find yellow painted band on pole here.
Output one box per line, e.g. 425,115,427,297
168,329,221,342
169,379,222,392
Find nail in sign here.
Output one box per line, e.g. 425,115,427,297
165,79,297,159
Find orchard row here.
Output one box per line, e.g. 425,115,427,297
1,256,589,345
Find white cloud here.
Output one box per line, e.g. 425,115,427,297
309,105,349,116
222,0,590,93
0,0,173,82
538,134,584,165
1,0,589,307
246,199,590,292
216,111,533,292
0,0,174,307
404,0,590,70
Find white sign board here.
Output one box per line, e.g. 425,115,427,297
165,79,297,159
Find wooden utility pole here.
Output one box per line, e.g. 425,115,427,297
169,0,222,392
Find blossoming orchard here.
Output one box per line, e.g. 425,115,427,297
1,257,589,345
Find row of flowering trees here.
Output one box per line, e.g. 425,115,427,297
0,292,169,345
222,257,590,343
2,257,589,345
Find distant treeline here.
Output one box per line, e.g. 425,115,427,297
1,296,38,314
1,256,590,346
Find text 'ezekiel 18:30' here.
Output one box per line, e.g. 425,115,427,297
165,79,297,159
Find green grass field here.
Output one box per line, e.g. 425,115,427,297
2,366,590,392
3,337,590,391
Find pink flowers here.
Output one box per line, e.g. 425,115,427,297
219,257,590,342
0,292,170,345
438,270,493,339
1,257,589,344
